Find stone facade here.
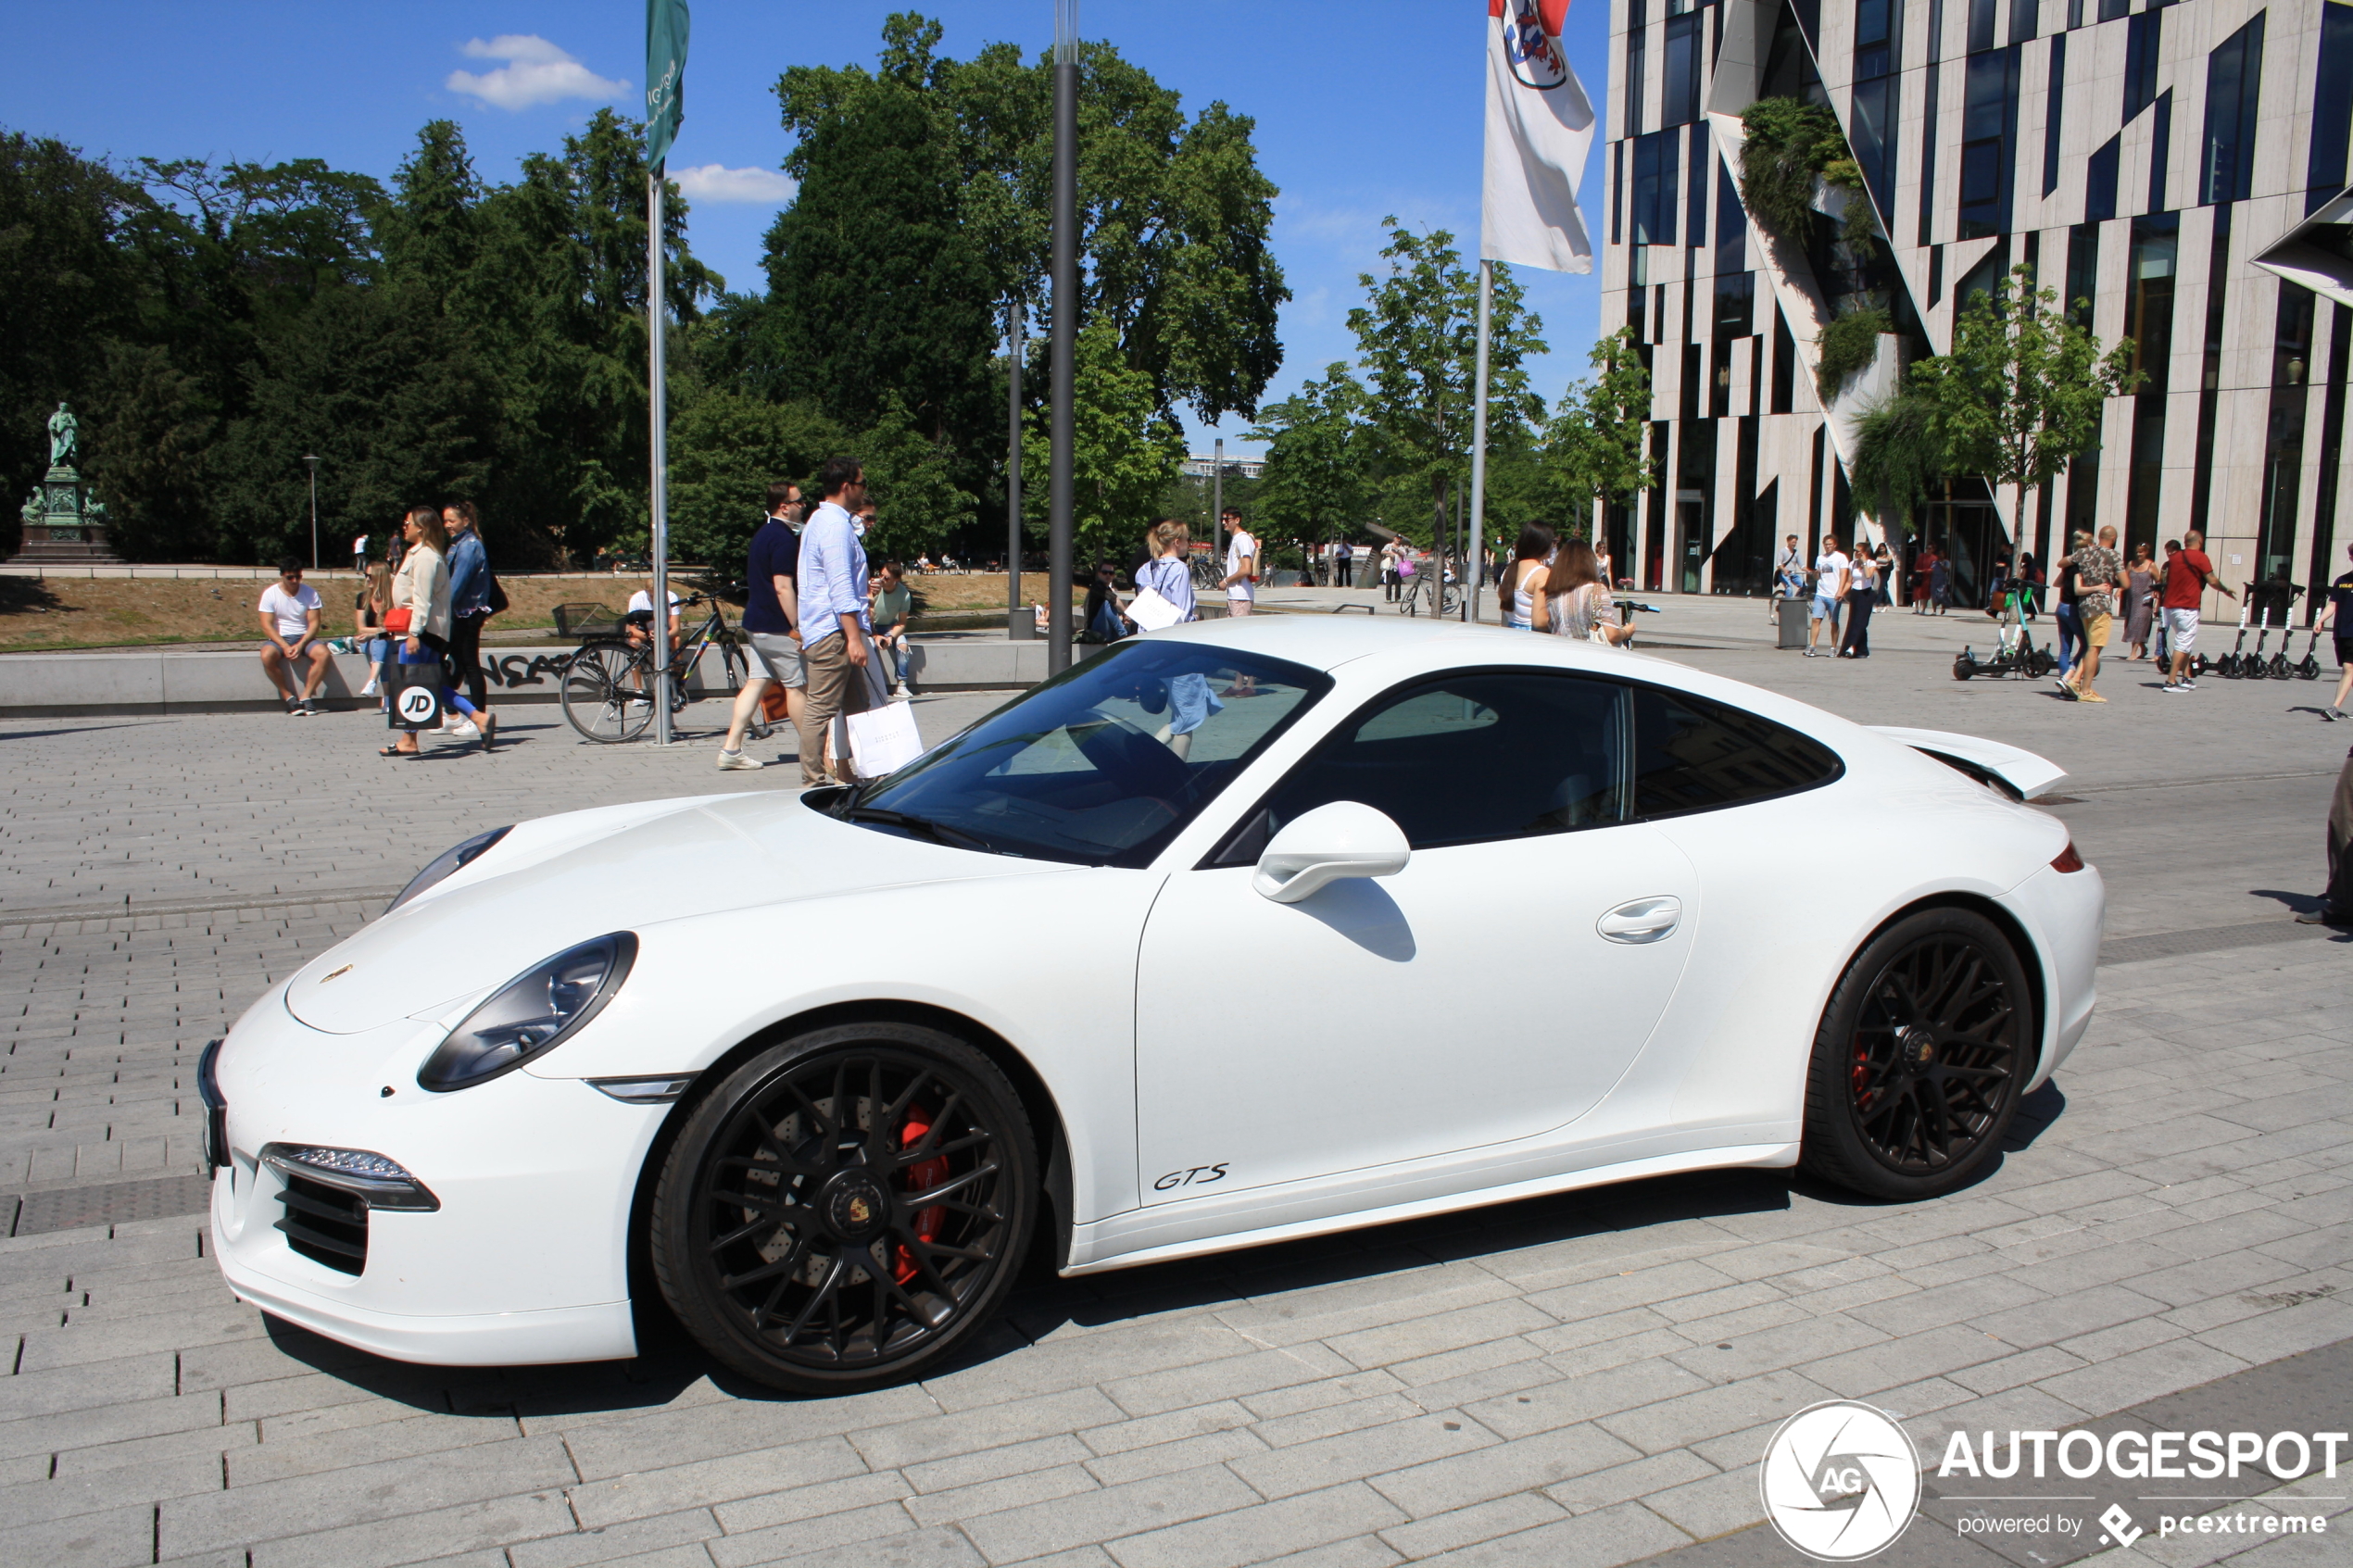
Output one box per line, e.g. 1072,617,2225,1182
1599,0,2353,611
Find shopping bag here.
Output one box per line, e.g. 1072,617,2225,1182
388,663,443,730
845,699,925,779
760,683,791,724
1126,586,1185,632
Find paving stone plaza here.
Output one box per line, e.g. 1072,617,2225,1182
1,596,2347,1568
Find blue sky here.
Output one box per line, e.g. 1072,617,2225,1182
10,1,1611,454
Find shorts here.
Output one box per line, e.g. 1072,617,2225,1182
748,632,806,689
1810,595,1840,621
2163,608,2200,653
2080,609,2112,648
2335,635,2353,668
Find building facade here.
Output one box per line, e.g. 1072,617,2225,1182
1600,0,2353,610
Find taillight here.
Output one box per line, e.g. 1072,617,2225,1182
2051,842,2086,873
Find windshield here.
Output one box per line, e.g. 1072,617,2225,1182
827,639,1329,866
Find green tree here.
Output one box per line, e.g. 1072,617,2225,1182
1535,327,1656,536
1909,265,2138,547
1347,223,1546,544
1022,318,1184,565
1848,390,1947,533
663,388,842,569
1249,364,1370,546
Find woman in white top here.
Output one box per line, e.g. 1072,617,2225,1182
1592,541,1617,591
1536,538,1636,646
384,508,493,756
1499,524,1555,631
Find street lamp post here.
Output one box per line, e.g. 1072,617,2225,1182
1046,0,1079,672
301,456,321,571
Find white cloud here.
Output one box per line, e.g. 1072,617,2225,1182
669,164,799,205
447,36,627,111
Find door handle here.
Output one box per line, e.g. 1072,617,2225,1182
1597,896,1682,944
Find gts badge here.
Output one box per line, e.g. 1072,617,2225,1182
1153,1163,1230,1192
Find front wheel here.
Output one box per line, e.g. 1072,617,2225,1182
1799,908,2031,1201
650,1023,1038,1395
1952,655,1977,682
561,641,652,743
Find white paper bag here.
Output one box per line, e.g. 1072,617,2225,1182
1125,586,1185,632
846,699,925,779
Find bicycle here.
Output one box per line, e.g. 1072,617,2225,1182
560,588,765,744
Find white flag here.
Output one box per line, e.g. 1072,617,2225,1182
1482,0,1595,274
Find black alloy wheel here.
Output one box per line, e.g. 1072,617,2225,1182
650,1023,1037,1394
1801,908,2030,1200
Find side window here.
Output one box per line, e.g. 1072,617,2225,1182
1629,685,1843,818
1216,672,1631,860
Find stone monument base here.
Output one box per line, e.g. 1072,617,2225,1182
11,458,120,565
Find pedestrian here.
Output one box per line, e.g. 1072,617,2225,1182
1381,540,1403,601
2318,542,2353,721
258,558,331,715
2017,550,2042,619
382,506,492,757
350,532,369,577
2162,527,2234,692
1135,520,1221,758
1500,524,1555,630
1334,540,1354,588
1536,538,1635,645
1839,545,1879,658
1081,561,1128,643
2120,542,2158,659
1874,540,1896,607
1909,546,1934,613
442,501,494,741
355,561,393,706
1592,538,1617,591
795,458,885,787
2066,525,2120,703
1774,533,1806,610
2296,745,2353,923
2051,533,2086,689
718,482,805,771
1806,535,1849,657
1220,507,1258,617
1930,551,1951,614
873,559,915,684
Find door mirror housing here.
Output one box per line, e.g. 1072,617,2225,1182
1251,801,1411,904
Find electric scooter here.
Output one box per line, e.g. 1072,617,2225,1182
2246,622,2274,680
2214,602,2253,679
2296,630,2325,681
2265,628,2295,680
1953,581,2057,681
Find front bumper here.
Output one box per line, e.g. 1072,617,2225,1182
206,992,666,1366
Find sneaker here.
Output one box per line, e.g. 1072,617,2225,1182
2295,908,2351,925
2324,708,2346,721
2182,680,2197,690
359,677,380,697
2162,683,2189,693
2078,689,2107,703
300,698,321,717
447,719,481,741
716,749,762,771
2056,679,2077,699
283,696,302,716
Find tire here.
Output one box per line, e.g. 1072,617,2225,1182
1952,655,1976,681
1799,908,2032,1201
650,1022,1038,1395
2025,650,2056,679
561,642,653,743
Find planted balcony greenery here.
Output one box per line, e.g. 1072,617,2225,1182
1816,304,1895,399
1738,98,1875,247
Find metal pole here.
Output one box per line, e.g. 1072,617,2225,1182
1212,436,1224,586
1007,303,1026,633
1046,3,1079,671
648,169,672,745
1466,259,1493,625
302,456,320,571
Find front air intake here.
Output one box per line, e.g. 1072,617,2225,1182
274,1174,367,1274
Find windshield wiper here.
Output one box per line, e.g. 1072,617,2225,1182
838,806,995,853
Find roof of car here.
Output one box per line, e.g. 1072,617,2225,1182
1142,613,1653,679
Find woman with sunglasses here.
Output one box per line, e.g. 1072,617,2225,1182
383,508,495,756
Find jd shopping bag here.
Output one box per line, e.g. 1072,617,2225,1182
845,700,925,779
388,662,444,730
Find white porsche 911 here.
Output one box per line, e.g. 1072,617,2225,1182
202,617,2101,1394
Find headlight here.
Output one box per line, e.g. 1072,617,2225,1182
386,826,512,914
416,933,637,1092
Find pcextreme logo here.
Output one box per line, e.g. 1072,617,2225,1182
1760,1401,1922,1561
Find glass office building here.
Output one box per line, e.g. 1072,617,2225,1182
1600,0,2353,609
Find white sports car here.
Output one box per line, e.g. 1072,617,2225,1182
203,618,2102,1394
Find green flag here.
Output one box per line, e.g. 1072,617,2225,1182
645,0,689,169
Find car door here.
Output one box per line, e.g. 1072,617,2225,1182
1134,670,1700,1204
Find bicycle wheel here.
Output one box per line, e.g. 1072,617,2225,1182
562,641,654,743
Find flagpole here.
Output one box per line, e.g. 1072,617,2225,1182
1466,259,1493,625
648,167,672,745
1046,0,1078,672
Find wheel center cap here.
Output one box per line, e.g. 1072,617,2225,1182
821,1171,892,1243
1899,1026,1936,1073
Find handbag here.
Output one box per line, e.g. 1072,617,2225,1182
485,571,510,616
845,699,925,779
386,659,443,730
384,606,413,635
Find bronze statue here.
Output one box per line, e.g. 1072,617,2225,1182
48,403,77,469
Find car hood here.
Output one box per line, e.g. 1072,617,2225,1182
283,791,1068,1034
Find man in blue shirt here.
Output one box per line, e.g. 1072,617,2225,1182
719,483,805,770
796,458,880,786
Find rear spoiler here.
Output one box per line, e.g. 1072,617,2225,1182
1869,727,2067,801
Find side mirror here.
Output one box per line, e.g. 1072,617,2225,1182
1251,801,1411,904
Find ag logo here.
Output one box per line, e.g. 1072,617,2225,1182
1759,1400,1920,1561
396,685,440,725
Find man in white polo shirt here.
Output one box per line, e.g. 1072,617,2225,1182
1806,536,1849,658
1219,506,1258,617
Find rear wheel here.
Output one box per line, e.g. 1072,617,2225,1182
1800,908,2030,1200
1952,655,1977,681
650,1023,1038,1395
561,641,652,743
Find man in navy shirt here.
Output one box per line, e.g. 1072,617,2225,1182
2319,542,2353,722
718,483,805,769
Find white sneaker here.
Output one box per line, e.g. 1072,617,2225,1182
716,749,762,771
448,719,482,740
359,678,380,697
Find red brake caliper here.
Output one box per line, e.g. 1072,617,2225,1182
894,1110,950,1286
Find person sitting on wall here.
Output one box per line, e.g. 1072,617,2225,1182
258,559,332,717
